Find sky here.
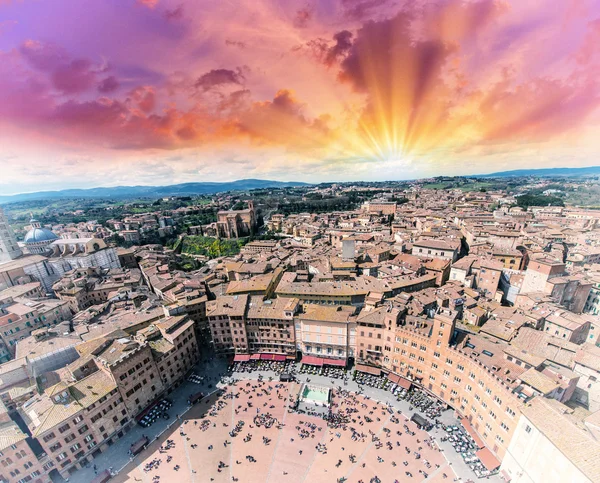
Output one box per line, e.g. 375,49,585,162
0,0,599,195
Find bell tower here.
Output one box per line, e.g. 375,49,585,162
0,207,23,263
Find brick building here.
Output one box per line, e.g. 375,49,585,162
20,370,130,479
216,201,256,239
137,316,199,389
379,312,525,461
0,400,50,483
84,336,165,417
52,268,142,313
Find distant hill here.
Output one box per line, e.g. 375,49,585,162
476,166,600,178
0,179,310,203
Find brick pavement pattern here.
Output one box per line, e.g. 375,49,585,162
112,380,458,483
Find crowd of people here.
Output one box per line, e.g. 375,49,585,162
123,361,482,483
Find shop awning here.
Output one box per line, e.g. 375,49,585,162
233,354,250,362
461,418,485,449
258,353,286,361
302,355,324,366
323,358,346,367
476,447,501,471
388,373,411,389
387,373,400,384
397,376,412,390
250,354,260,360
355,364,382,376
500,470,512,482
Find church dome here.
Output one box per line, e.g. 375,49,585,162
24,227,58,243
24,218,58,244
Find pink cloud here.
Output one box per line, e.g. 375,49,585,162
294,7,312,28
51,58,96,94
194,68,246,91
137,0,158,9
129,86,156,113
164,4,184,21
19,39,68,71
98,76,120,93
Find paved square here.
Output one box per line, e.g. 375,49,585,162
112,380,457,483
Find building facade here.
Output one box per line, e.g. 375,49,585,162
0,207,22,264
216,201,256,239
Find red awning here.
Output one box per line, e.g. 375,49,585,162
233,354,250,362
397,376,412,390
355,364,382,376
250,354,260,360
302,355,324,366
258,353,286,361
387,373,401,384
476,447,501,471
323,358,346,367
461,418,485,449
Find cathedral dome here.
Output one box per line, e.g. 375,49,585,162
23,227,58,243
23,218,58,245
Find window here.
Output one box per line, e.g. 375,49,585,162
525,424,532,434
58,424,70,434
42,433,56,443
